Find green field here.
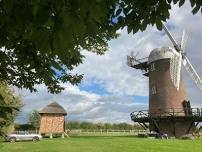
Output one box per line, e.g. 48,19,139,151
1,136,202,152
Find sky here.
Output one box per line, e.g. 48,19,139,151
15,2,202,124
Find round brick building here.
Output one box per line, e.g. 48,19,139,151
147,47,194,137
148,47,187,115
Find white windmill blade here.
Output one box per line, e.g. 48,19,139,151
183,56,202,91
162,23,181,52
181,30,188,52
162,23,183,90
170,51,182,90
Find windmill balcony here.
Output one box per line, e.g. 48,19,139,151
131,108,202,123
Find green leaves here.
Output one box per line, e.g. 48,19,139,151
0,0,117,93
156,18,163,30
190,0,195,7
173,0,179,4
0,0,201,93
2,0,14,13
29,110,40,130
0,82,22,136
167,0,172,3
113,0,201,34
179,0,185,7
192,5,201,14
114,0,172,33
189,0,201,14
116,9,122,16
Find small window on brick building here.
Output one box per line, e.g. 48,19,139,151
151,86,156,94
150,63,155,71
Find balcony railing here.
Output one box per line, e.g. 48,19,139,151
131,108,202,120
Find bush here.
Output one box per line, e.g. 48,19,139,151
14,124,35,131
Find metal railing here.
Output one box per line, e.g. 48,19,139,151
131,108,202,120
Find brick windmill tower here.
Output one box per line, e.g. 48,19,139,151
128,24,202,137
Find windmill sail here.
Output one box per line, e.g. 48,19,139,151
181,30,188,51
170,51,182,90
162,24,181,52
183,56,202,91
162,23,182,90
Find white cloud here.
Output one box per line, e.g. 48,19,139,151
16,84,147,124
16,2,202,124
75,2,202,105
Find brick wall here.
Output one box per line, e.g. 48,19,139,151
148,59,195,137
39,114,65,134
149,59,188,115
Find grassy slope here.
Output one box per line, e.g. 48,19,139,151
1,136,202,152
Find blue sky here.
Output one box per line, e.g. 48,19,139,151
79,82,110,95
79,82,148,104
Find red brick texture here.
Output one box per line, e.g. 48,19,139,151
148,59,195,137
149,59,187,115
39,114,65,134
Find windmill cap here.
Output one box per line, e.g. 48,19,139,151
39,102,67,115
148,47,175,64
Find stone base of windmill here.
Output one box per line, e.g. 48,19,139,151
131,109,202,138
149,120,197,138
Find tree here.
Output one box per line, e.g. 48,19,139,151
0,82,22,136
0,0,201,93
0,0,117,93
29,110,40,132
112,0,202,32
96,122,104,130
14,123,35,131
104,123,112,130
80,122,95,130
66,121,81,130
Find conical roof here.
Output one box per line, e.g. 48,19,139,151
39,102,67,115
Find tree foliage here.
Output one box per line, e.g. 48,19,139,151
113,0,202,32
0,82,22,136
66,121,142,130
29,110,40,131
0,0,118,93
0,0,201,93
14,123,35,131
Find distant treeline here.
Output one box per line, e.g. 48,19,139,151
65,121,142,130
14,121,142,131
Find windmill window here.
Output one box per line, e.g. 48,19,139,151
150,63,155,71
151,86,156,94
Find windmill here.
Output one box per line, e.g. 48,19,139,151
162,24,202,91
128,23,202,137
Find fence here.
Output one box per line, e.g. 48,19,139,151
11,130,38,134
66,129,146,136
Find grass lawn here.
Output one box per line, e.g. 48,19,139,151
1,136,202,152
